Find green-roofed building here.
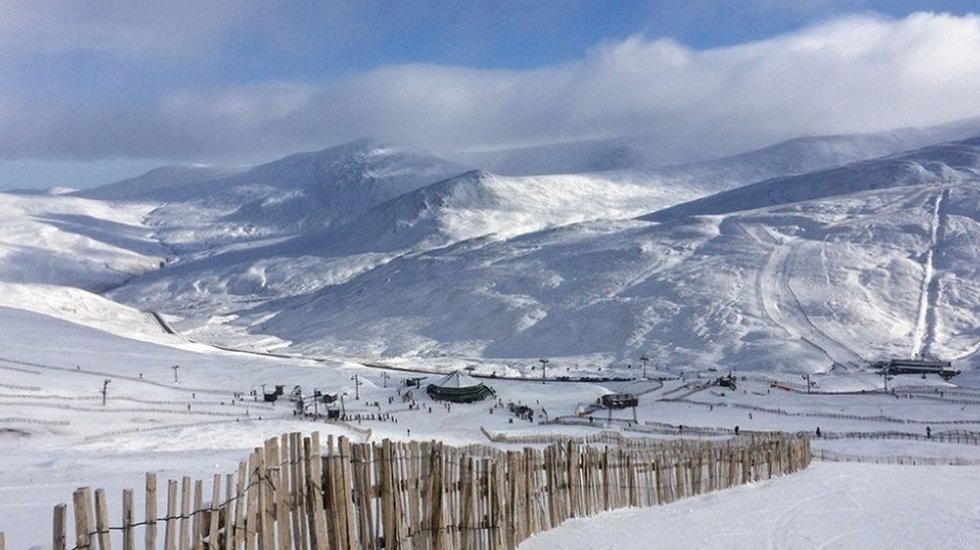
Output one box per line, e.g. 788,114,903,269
426,370,495,403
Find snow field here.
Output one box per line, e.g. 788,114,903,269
519,462,980,550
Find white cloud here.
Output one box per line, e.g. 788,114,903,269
1,11,979,163
0,0,259,57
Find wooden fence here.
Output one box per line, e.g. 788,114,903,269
676,397,980,426
811,448,980,466
40,431,809,550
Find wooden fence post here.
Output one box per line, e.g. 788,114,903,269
430,443,446,550
257,439,273,550
338,437,358,550
304,436,319,549
164,480,178,550
208,474,221,550
179,477,191,550
291,433,309,550
232,461,246,550
123,489,135,550
224,473,234,550
146,473,158,550
73,487,95,550
379,439,397,550
192,480,204,550
95,488,112,550
246,449,260,550
53,503,68,550
306,433,329,548
271,438,291,550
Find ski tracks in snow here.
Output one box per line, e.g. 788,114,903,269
912,189,948,359
740,222,864,366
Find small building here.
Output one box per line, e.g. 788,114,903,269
426,370,494,403
878,359,960,380
263,384,286,402
717,374,737,390
600,393,638,409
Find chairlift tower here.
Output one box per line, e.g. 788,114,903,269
100,379,111,406
351,374,361,400
538,358,549,384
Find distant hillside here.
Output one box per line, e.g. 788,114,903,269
73,165,247,201
645,136,980,222
448,117,980,177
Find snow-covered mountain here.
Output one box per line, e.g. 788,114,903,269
72,164,248,201
175,135,977,373
5,121,980,377
329,169,689,254
247,157,980,371
447,117,980,176
108,127,916,320
0,191,172,343
646,136,980,222
211,140,468,231
104,167,691,320
446,137,662,175
131,140,471,255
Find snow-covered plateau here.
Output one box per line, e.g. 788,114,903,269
3,122,980,548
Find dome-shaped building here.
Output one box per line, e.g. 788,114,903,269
426,370,495,403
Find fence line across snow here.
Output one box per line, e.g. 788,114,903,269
36,429,810,550
811,448,980,466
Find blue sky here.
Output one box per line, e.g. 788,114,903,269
1,1,979,189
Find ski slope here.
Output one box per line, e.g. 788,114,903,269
520,462,980,550
740,222,865,367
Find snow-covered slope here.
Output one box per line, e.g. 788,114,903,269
447,137,663,175
645,136,980,222
105,167,692,324
0,192,163,291
81,121,980,264
204,137,980,372
125,140,471,257
448,118,980,177
9,123,980,378
521,462,980,550
96,132,980,374
0,191,169,341
105,127,979,321
72,164,247,201
215,140,467,230
248,172,980,372
330,169,689,253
